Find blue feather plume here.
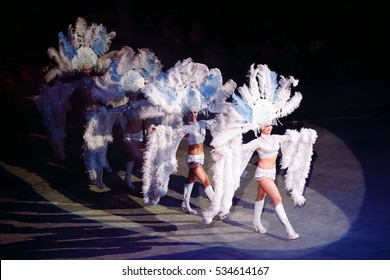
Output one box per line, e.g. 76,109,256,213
232,93,253,123
58,32,77,60
110,58,121,82
91,27,107,56
200,73,221,101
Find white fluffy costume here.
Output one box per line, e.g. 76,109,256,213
141,58,236,205
202,64,318,223
34,17,117,161
82,47,163,187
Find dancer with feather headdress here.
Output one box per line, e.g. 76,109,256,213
83,46,165,189
34,17,117,162
203,64,317,240
141,58,236,210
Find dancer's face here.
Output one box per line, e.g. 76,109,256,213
81,67,92,77
261,124,273,135
128,92,138,101
187,110,198,122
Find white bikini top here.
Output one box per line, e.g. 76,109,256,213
176,120,208,145
256,134,289,158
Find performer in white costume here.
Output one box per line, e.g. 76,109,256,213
203,64,317,240
142,58,236,211
34,17,116,161
83,46,164,189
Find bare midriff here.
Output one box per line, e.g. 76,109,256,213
257,155,277,169
188,143,204,155
126,119,143,134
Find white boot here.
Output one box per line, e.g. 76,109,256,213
275,203,299,240
125,161,135,189
253,199,267,233
204,186,227,220
182,183,197,214
104,157,112,173
204,185,214,201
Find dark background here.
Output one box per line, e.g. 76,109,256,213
0,0,388,146
1,1,390,262
1,0,388,85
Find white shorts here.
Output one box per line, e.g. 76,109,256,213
254,167,276,180
123,131,143,143
186,153,205,168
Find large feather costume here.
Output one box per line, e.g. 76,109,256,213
141,58,236,205
203,64,317,223
83,106,120,182
35,17,117,161
82,47,164,183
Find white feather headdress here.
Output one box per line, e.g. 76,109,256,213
233,64,302,132
90,46,163,107
142,57,236,117
45,17,117,82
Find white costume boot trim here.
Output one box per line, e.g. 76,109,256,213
253,199,267,233
182,183,197,215
204,185,214,201
275,203,299,240
125,161,135,189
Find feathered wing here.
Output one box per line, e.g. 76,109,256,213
142,125,183,205
203,104,251,222
83,106,120,182
34,81,77,160
280,128,318,206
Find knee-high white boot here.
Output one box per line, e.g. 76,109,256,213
125,161,135,189
104,157,112,173
204,185,214,201
182,183,197,214
275,203,299,240
204,185,227,220
253,199,267,233
93,168,106,189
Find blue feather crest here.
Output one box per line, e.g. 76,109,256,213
91,27,107,56
200,73,221,101
155,73,175,104
270,70,279,102
232,93,253,123
110,58,121,82
58,32,77,60
140,57,159,78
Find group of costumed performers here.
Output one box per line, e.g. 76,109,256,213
34,16,318,240
34,17,167,189
201,64,318,240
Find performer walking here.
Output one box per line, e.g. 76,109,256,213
203,64,317,240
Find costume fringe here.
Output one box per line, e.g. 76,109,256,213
281,128,318,206
142,125,182,205
83,106,119,181
34,81,77,160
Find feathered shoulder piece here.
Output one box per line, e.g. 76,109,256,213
143,57,236,117
45,17,117,83
232,64,302,132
